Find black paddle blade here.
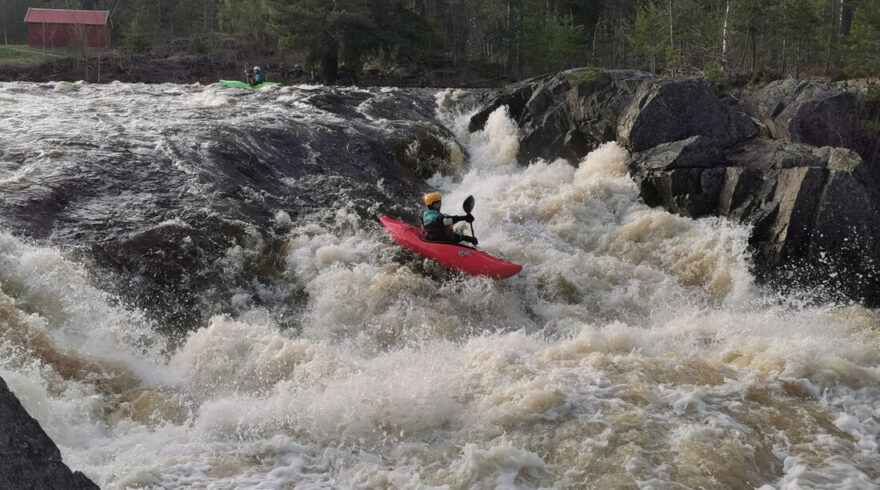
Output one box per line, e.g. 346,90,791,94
462,195,477,244
463,195,474,215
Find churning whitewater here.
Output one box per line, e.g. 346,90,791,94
0,81,878,489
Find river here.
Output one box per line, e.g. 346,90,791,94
0,81,878,489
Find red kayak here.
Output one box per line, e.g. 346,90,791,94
380,217,522,279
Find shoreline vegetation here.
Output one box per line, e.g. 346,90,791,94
1,50,877,91
1,0,878,88
0,49,515,88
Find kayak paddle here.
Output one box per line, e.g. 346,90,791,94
463,195,476,242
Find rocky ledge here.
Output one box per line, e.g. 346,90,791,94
0,376,99,489
471,70,880,305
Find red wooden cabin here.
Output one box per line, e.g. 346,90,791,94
24,8,110,49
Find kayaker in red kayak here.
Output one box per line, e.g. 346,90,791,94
422,192,478,246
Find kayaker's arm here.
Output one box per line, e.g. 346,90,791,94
443,215,473,225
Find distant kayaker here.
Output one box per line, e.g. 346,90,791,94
422,192,478,246
245,66,264,86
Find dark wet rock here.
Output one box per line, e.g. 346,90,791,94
745,80,877,156
473,68,880,305
0,87,460,333
745,79,880,189
468,72,757,163
627,136,727,217
390,125,460,179
567,69,653,148
618,78,757,152
468,76,541,133
468,69,653,164
468,71,761,165
628,136,725,173
0,376,99,489
629,136,880,304
467,73,571,163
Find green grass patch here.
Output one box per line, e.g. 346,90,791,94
564,66,607,90
862,84,880,103
0,45,65,66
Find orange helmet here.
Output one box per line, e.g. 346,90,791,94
423,192,442,207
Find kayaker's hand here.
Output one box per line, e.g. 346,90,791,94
464,214,474,223
452,215,467,223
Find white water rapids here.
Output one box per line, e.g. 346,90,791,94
0,81,879,489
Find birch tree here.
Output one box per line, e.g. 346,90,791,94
722,0,731,74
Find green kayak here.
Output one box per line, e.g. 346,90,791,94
219,80,282,89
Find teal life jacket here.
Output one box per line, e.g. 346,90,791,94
423,209,443,228
423,209,454,241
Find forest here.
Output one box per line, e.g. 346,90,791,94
1,0,878,84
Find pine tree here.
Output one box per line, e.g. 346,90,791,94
122,0,152,55
267,0,374,83
267,0,436,84
218,0,273,54
842,3,880,76
628,1,667,73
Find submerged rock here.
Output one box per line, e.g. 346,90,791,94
0,86,461,333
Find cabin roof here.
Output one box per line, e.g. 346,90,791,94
24,8,109,26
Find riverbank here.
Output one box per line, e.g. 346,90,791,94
0,53,512,88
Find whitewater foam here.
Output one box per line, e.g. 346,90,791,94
0,82,877,489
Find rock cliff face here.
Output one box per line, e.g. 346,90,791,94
618,78,758,151
471,72,880,305
468,69,652,163
745,79,880,188
0,376,99,489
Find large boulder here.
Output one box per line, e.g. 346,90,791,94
567,69,654,149
0,377,99,489
468,73,580,163
747,80,869,149
468,74,557,134
627,136,727,217
468,69,653,164
618,78,757,152
745,80,880,186
629,136,880,304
